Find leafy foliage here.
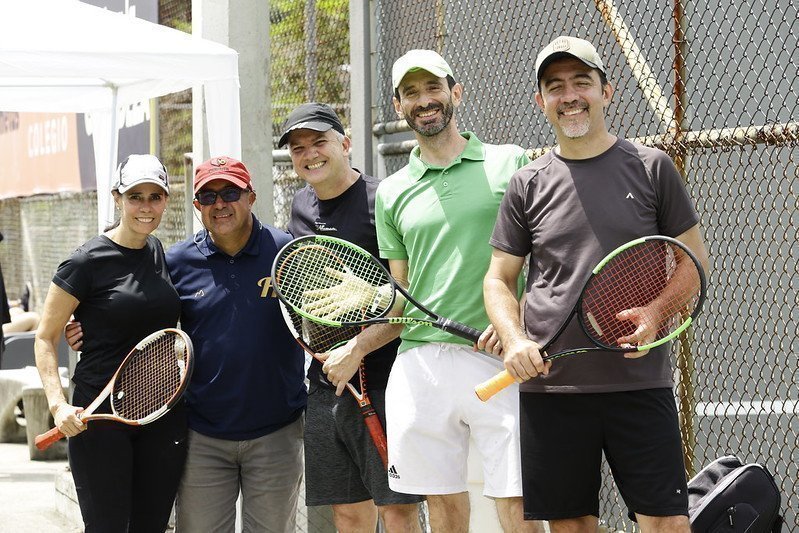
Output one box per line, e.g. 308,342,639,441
270,0,350,144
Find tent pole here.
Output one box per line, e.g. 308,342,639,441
106,86,119,230
109,85,118,183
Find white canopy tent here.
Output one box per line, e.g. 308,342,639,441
0,0,241,231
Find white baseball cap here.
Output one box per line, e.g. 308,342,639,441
392,49,454,90
535,36,605,87
112,154,169,194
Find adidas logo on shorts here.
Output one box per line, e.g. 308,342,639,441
388,465,400,479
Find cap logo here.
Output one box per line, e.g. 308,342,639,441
212,157,227,167
552,38,570,52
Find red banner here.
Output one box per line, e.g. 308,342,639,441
0,112,83,199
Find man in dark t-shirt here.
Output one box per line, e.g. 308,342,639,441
280,103,423,532
484,36,710,531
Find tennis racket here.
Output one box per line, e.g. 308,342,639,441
271,235,483,344
35,328,194,450
279,301,389,467
475,235,706,401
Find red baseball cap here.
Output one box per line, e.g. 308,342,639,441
194,156,252,193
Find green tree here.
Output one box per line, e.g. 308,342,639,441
270,0,350,144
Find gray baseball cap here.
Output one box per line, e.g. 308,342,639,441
535,36,605,87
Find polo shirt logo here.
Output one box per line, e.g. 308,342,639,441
194,289,205,298
258,276,276,298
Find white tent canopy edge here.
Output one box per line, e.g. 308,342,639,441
0,0,241,231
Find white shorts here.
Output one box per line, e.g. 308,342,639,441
385,343,522,497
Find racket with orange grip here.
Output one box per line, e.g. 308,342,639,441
476,236,706,401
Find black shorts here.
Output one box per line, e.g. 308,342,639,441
304,382,424,507
519,388,688,521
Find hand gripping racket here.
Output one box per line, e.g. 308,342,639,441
279,301,389,467
35,328,194,450
475,235,706,401
271,235,483,344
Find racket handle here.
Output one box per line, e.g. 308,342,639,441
34,426,66,450
475,370,515,402
363,410,389,468
438,318,483,343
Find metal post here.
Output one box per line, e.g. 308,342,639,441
305,0,317,102
672,0,697,478
349,0,374,175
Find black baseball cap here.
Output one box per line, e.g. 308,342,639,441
278,102,346,148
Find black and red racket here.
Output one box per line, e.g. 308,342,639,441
278,301,389,467
475,235,706,401
35,328,194,450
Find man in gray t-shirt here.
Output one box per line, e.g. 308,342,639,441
484,36,709,531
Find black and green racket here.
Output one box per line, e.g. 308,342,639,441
271,235,483,343
475,235,707,401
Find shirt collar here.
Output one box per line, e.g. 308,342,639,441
194,214,262,258
406,131,485,182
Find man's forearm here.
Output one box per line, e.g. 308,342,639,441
484,278,527,345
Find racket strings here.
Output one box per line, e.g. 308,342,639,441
581,241,701,347
112,332,188,421
275,240,392,324
282,300,369,399
284,302,360,353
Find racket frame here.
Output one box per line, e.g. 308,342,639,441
272,235,483,343
278,301,389,467
569,235,705,356
475,235,706,400
34,328,194,450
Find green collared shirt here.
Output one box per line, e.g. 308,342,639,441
375,132,529,352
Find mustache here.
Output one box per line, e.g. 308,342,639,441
413,103,444,116
557,101,589,114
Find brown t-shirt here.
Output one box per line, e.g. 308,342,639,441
490,138,700,393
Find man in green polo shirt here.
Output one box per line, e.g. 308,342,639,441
373,49,542,532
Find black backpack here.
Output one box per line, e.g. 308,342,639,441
688,455,783,533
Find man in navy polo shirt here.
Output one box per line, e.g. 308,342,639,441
167,156,306,532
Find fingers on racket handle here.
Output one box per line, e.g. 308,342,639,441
364,415,389,468
35,426,66,450
439,319,483,343
475,370,515,402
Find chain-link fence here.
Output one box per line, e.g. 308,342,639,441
372,0,798,530
270,0,351,149
159,0,193,177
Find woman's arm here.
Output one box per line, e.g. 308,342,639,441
34,282,84,436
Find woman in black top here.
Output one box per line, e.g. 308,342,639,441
35,155,186,532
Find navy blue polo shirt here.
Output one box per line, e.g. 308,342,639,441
166,215,306,440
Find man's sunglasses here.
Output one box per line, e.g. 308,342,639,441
195,187,249,206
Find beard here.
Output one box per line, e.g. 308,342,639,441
404,101,455,137
557,102,591,139
561,118,590,139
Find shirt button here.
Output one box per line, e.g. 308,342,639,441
229,259,234,264
443,170,448,174
443,181,449,187
230,274,236,279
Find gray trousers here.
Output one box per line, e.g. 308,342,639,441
175,417,304,533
